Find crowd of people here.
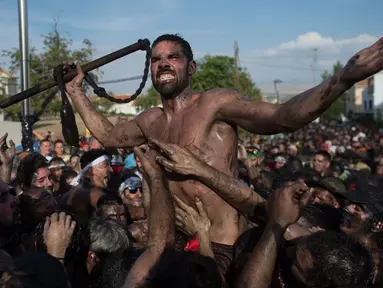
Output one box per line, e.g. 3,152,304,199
0,120,382,287
1,33,383,288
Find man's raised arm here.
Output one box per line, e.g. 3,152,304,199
216,38,383,135
64,63,146,148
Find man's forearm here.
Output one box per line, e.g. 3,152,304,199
195,161,264,218
68,89,114,144
0,164,12,184
197,230,215,259
280,73,351,131
147,177,175,248
235,222,285,288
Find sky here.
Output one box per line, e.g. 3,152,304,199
0,0,382,96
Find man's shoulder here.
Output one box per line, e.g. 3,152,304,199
198,88,242,107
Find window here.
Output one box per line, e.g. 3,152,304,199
369,100,373,111
364,100,367,111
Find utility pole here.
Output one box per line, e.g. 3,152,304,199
310,48,318,84
234,40,239,90
274,79,282,104
18,0,34,151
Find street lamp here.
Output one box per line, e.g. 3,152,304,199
274,79,282,104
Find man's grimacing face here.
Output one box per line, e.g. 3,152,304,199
150,41,195,97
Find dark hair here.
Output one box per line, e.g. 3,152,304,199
53,139,64,146
139,249,222,288
39,139,51,146
95,194,124,219
16,153,48,189
34,211,87,264
302,231,374,287
58,169,77,195
80,149,109,169
315,150,332,162
49,157,65,165
102,248,144,288
298,204,342,231
152,34,194,62
272,171,301,190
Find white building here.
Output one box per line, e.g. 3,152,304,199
361,71,383,118
0,68,18,121
0,68,17,97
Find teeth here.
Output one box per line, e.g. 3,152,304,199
159,74,175,81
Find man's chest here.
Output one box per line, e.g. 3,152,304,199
144,114,207,146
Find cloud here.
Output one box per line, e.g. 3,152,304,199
248,32,379,59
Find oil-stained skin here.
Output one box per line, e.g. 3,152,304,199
134,91,241,245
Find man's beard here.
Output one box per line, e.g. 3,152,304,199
152,68,188,97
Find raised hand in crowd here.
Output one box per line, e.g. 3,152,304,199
0,133,16,184
236,184,313,288
43,212,76,261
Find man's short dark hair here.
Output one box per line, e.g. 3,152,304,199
152,34,194,62
80,149,109,170
39,139,51,146
139,249,222,288
315,150,331,162
16,153,48,189
49,157,65,165
302,231,374,287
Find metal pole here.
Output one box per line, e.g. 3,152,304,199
18,0,34,151
274,79,282,104
18,0,30,114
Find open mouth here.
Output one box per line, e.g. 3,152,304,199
158,72,175,83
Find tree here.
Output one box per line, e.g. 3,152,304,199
320,61,346,121
93,91,115,114
1,20,97,119
192,55,261,100
134,87,160,112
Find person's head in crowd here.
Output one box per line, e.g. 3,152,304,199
58,169,77,196
284,156,303,174
95,194,127,227
70,154,81,172
80,149,112,189
89,137,103,150
16,153,52,191
272,171,303,190
53,139,65,157
278,142,286,153
360,231,383,286
19,187,57,233
280,231,374,288
253,170,276,195
284,204,343,242
308,177,348,209
34,211,86,265
13,252,68,288
102,248,144,288
375,157,383,177
119,176,143,208
269,146,279,155
273,154,287,170
138,248,222,288
86,217,130,275
313,150,331,176
39,139,52,158
0,179,20,230
48,157,65,186
287,144,298,157
340,184,383,237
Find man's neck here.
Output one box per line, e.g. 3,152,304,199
161,86,193,115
